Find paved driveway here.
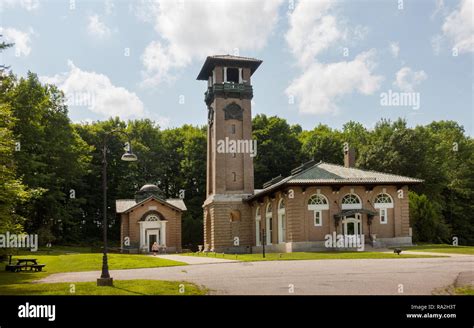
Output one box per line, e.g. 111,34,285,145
36,255,474,295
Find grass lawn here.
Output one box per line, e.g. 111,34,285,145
181,251,442,262
453,286,474,295
1,280,206,295
396,244,474,255
0,251,201,295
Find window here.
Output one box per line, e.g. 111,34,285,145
374,193,393,224
227,68,239,83
380,208,387,224
308,194,328,207
374,193,393,206
314,211,322,226
308,194,328,227
341,193,362,210
145,215,159,221
232,172,236,182
231,124,236,134
255,207,261,246
278,199,286,243
266,203,273,244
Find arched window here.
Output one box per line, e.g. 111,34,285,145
278,199,286,243
266,202,273,245
341,193,362,210
145,215,159,222
255,207,261,246
308,194,329,227
374,193,394,224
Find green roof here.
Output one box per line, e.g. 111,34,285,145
247,161,423,202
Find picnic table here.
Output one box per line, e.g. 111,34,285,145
5,257,46,272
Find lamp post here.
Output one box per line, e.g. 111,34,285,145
97,129,137,287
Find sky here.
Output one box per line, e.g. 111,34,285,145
1,0,473,135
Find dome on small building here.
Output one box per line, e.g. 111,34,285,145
140,184,160,192
135,183,164,203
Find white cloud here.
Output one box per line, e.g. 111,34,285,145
393,66,427,92
135,0,283,86
0,0,39,11
87,14,111,39
105,0,115,15
389,41,400,58
431,0,447,19
285,0,343,67
0,27,34,56
40,60,145,119
286,50,383,114
441,0,473,54
285,0,382,115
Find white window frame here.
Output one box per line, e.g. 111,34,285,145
265,203,273,245
314,210,322,226
341,193,362,210
308,194,329,227
278,199,286,243
374,193,393,224
255,207,261,246
379,208,388,224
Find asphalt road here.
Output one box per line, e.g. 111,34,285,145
36,255,474,295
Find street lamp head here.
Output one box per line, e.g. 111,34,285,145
121,151,138,162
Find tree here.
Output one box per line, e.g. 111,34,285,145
299,124,343,165
1,72,91,243
409,192,450,243
252,114,302,188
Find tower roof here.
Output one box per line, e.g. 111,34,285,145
197,55,262,80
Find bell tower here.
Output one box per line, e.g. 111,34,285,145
197,55,262,252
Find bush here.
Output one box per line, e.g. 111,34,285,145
409,192,451,243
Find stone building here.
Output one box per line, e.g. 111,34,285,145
116,184,186,253
198,55,423,253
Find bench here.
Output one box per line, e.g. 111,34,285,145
5,258,46,272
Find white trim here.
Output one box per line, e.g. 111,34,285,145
255,208,261,246
223,67,227,82
342,213,362,235
341,193,362,210
139,219,166,251
265,203,272,245
278,199,286,243
374,193,394,209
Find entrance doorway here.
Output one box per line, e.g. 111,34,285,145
342,214,362,237
146,229,160,252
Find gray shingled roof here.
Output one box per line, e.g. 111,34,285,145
247,161,423,201
197,54,262,80
116,197,186,213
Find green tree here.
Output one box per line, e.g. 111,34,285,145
252,114,302,188
409,192,450,243
299,124,343,165
1,72,91,243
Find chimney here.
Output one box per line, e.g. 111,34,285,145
344,148,356,168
